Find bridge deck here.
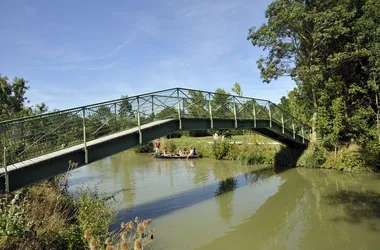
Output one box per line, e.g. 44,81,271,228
0,119,174,175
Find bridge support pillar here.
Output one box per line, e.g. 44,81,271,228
82,108,88,164
268,104,272,127
137,97,142,144
151,95,155,121
302,126,305,143
177,88,182,130
2,131,9,193
233,100,237,128
253,101,256,128
292,122,296,139
281,113,284,134
208,93,213,129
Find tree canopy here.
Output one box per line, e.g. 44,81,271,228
248,0,380,152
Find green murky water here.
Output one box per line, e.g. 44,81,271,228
69,152,380,250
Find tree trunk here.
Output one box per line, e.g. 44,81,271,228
311,88,318,144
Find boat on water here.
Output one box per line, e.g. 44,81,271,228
152,154,202,159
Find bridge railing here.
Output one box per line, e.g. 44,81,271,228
0,88,311,169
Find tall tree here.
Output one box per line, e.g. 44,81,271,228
0,75,29,120
248,0,380,147
212,88,232,118
184,90,208,118
232,82,243,96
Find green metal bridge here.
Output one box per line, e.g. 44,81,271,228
0,88,310,192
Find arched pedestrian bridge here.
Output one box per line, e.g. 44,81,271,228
0,88,310,192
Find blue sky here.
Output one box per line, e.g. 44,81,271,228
0,0,295,110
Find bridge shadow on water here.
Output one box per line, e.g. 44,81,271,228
114,166,280,225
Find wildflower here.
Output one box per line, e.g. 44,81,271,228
135,216,140,223
120,241,128,250
120,231,127,241
134,239,142,250
89,238,97,250
84,229,91,239
149,228,153,234
121,222,125,228
137,223,144,234
105,237,112,245
128,221,134,229
106,246,114,250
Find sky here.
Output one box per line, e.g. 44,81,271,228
0,0,295,110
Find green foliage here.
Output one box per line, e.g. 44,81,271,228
212,88,232,118
0,176,119,250
237,151,265,165
155,107,177,119
0,193,31,238
73,186,116,249
134,142,154,153
212,140,231,160
0,75,30,121
249,0,380,170
163,139,177,154
184,90,208,118
231,82,243,96
297,146,326,168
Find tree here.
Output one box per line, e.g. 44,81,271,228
119,95,134,119
248,0,380,147
33,103,49,115
184,90,208,118
212,88,232,119
0,75,29,120
231,82,243,96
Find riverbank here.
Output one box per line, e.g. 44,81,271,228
136,134,379,173
297,143,380,172
0,175,154,250
136,134,299,169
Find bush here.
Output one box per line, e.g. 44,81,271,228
212,140,231,160
237,151,265,165
162,139,177,154
166,132,182,138
297,145,326,168
0,175,155,250
134,142,154,153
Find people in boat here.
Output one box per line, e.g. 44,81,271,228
155,139,160,154
178,148,183,156
183,148,188,156
186,147,195,159
163,147,168,156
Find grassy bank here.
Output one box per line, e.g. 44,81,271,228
0,175,154,250
136,133,285,166
136,133,378,172
297,143,380,172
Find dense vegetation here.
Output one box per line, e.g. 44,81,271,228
248,0,380,171
0,175,154,250
1,75,155,249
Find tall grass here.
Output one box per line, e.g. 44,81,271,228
0,175,155,250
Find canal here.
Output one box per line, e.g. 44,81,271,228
68,151,380,250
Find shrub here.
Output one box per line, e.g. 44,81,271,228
212,140,231,160
134,142,154,153
163,139,177,154
297,145,326,168
237,151,265,165
0,174,155,250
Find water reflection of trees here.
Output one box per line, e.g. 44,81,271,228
296,167,380,249
215,177,238,196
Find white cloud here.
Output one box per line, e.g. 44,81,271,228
112,39,132,54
